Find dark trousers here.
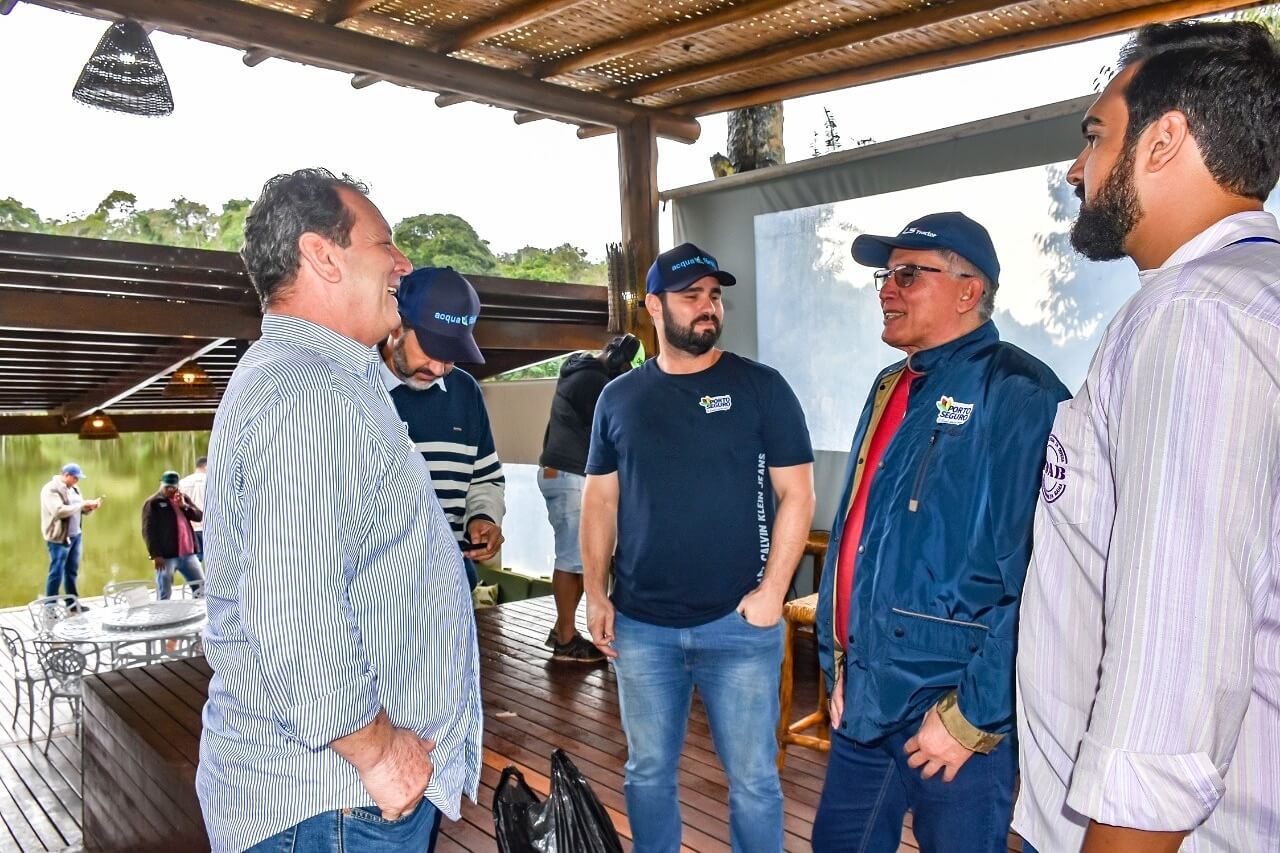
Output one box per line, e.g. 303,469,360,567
45,533,82,598
812,726,1016,853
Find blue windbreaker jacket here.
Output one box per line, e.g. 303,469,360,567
816,322,1069,743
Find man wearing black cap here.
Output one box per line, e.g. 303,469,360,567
380,266,505,589
582,243,816,852
810,213,1068,852
537,333,640,663
140,470,205,600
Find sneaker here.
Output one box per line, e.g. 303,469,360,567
550,633,606,664
545,629,557,649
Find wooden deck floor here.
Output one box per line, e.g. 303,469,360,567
0,596,1023,852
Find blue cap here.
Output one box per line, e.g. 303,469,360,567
160,470,181,486
61,463,84,479
646,243,737,294
851,212,1000,287
395,267,485,364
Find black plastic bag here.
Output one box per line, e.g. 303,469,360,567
493,749,624,853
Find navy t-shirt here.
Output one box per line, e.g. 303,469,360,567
586,351,814,627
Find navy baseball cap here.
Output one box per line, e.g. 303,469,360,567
160,471,180,486
61,463,84,478
395,267,485,364
646,243,737,295
851,212,1000,287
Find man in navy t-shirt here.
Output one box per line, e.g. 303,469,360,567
582,242,816,852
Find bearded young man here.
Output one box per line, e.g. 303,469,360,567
581,243,815,852
1015,21,1280,853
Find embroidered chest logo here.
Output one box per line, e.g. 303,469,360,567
934,395,974,426
1041,434,1068,503
699,394,732,414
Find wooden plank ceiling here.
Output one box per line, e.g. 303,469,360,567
30,0,1268,140
0,229,609,433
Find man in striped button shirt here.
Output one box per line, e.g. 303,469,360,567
379,266,506,590
1016,22,1280,853
198,169,482,853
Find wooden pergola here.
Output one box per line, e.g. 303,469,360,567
2,0,1265,434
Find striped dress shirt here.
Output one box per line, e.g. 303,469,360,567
1015,211,1280,851
197,314,482,853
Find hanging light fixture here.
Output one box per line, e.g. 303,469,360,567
72,19,174,117
79,410,120,441
162,360,215,398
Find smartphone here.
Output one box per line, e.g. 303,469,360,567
460,538,485,554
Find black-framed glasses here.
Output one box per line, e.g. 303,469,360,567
872,263,975,291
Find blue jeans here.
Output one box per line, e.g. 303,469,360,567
156,555,204,600
612,609,784,853
537,468,585,573
241,801,441,853
45,534,82,598
811,727,1016,853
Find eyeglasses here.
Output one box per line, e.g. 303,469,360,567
872,263,975,291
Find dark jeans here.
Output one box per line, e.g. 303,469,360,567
811,727,1016,853
241,801,441,853
45,533,82,598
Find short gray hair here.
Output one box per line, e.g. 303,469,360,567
941,249,995,321
241,168,369,308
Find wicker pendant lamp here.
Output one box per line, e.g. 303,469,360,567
72,19,174,117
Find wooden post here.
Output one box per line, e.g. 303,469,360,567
617,116,659,356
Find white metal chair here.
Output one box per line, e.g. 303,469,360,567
102,579,156,606
32,640,89,755
176,578,204,600
0,626,48,741
26,594,79,633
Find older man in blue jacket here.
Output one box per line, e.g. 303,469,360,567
813,213,1068,852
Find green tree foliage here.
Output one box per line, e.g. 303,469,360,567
3,195,605,284
496,243,606,285
0,197,43,231
393,213,499,274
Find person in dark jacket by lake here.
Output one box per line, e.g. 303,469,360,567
140,470,205,599
537,333,639,663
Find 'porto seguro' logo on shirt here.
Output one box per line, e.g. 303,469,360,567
699,394,732,413
934,395,974,426
1041,433,1067,503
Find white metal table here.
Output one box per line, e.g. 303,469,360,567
51,600,207,668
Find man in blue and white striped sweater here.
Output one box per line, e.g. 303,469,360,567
380,267,505,589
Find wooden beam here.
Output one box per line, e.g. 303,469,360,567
513,111,546,125
535,0,788,79
350,72,382,89
435,92,473,108
0,412,216,436
57,338,229,420
1,0,21,14
320,0,384,26
36,0,700,142
672,0,1271,115
577,124,616,139
435,0,585,53
242,47,272,67
610,0,1020,101
472,319,608,352
616,117,659,355
3,289,263,338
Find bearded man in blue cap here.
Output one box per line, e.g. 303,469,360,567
379,267,505,590
811,213,1069,852
582,242,816,852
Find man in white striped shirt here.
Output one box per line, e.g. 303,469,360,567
198,169,482,853
1016,22,1280,853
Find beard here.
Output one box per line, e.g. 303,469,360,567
1070,143,1142,261
661,299,722,356
391,335,442,390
